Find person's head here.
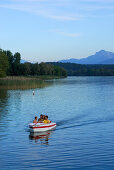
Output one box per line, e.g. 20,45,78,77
40,114,43,118
35,116,37,120
43,115,45,119
45,115,48,120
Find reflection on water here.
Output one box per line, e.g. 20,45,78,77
0,89,9,121
0,89,8,103
29,131,53,145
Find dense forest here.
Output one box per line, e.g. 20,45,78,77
0,49,67,78
48,62,114,76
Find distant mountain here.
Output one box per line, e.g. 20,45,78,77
59,58,79,63
58,50,114,64
99,58,114,64
20,59,28,63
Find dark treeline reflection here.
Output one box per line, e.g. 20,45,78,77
0,90,8,106
0,89,8,121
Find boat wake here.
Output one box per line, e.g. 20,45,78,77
56,112,89,127
56,114,114,131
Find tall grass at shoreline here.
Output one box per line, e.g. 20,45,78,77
0,76,55,90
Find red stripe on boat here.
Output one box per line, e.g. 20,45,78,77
31,124,56,129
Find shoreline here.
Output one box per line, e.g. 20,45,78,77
0,75,64,81
0,75,66,90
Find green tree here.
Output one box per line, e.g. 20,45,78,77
46,64,54,75
13,52,21,75
0,49,9,77
14,52,21,64
23,62,31,75
54,66,67,76
3,50,13,75
31,63,40,75
39,62,48,75
3,50,21,75
61,67,67,77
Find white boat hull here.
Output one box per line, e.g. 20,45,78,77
29,122,56,132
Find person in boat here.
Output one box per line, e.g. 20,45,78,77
38,114,44,123
33,116,38,123
43,115,50,124
43,115,45,120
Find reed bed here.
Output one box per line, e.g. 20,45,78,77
0,76,53,90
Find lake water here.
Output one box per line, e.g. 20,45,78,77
0,77,114,170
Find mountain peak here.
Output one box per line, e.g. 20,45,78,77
96,50,106,54
58,50,114,64
95,50,114,59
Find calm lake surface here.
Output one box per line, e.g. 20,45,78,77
0,77,114,170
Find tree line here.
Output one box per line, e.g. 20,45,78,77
49,62,114,76
0,49,67,78
1,48,114,77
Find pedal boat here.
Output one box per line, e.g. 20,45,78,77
29,122,56,132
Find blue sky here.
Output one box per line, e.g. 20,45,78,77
0,0,114,62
